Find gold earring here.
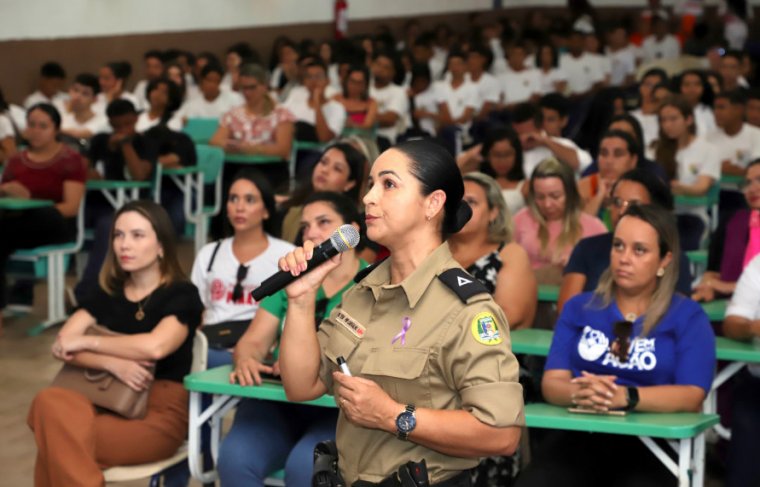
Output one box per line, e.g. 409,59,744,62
426,215,431,222
656,268,665,277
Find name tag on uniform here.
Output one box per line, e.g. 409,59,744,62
335,310,366,338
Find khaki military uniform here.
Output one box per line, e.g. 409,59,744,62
317,243,525,485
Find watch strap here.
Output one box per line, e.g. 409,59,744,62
396,404,416,441
625,386,639,411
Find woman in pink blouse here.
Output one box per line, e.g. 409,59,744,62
512,157,607,284
210,64,295,160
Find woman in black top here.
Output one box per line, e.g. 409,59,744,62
28,200,203,487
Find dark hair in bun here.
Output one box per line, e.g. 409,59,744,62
393,139,471,238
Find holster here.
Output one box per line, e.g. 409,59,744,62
312,440,346,487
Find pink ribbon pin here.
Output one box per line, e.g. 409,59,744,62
391,317,412,345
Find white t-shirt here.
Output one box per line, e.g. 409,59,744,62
489,37,509,77
370,82,409,143
559,53,604,95
694,104,716,137
499,68,542,105
283,94,346,138
0,114,15,139
8,104,26,133
630,109,660,158
412,87,439,136
522,135,593,178
501,181,526,216
706,124,760,170
92,91,140,116
588,52,612,84
132,79,150,111
180,90,245,120
434,79,479,121
726,254,760,376
539,68,568,95
135,111,184,133
641,35,681,62
23,90,69,110
606,46,637,87
467,72,501,114
191,236,295,326
676,136,721,185
61,109,110,135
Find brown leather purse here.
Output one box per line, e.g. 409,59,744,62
51,324,154,419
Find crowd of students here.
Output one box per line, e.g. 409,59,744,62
4,3,760,486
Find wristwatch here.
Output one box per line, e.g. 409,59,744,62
395,404,416,441
625,386,640,411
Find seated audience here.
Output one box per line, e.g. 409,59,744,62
210,64,295,161
641,10,682,62
222,42,258,92
405,63,437,137
693,159,760,302
27,200,203,486
369,51,409,149
559,29,606,99
449,172,536,329
333,64,377,133
191,169,293,367
0,104,86,336
467,44,500,122
605,23,637,88
707,90,760,177
93,61,139,115
539,93,571,138
219,191,365,486
269,40,301,101
536,42,568,95
135,78,184,133
435,49,478,155
723,253,760,487
677,69,717,136
604,113,667,181
499,42,542,109
560,169,693,311
630,68,668,156
579,130,640,216
517,204,715,487
132,50,166,111
656,96,720,250
747,88,760,128
280,142,365,242
720,50,748,92
283,60,346,142
59,73,110,142
512,102,592,177
180,63,244,120
512,157,606,284
0,88,18,163
23,62,68,109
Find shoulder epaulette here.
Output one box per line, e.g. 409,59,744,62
353,257,388,283
437,268,489,303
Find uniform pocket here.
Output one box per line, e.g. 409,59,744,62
324,325,362,365
360,348,431,407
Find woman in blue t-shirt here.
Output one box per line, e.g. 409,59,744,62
517,204,715,487
218,191,367,487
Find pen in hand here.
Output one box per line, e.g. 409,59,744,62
337,356,352,377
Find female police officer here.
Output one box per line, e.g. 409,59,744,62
277,139,524,486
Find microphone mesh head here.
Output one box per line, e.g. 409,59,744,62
330,224,361,252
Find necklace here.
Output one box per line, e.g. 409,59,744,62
135,292,153,321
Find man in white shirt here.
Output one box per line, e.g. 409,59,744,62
707,90,760,176
411,34,445,82
499,42,542,109
559,30,605,98
132,50,165,111
23,62,69,109
605,25,637,87
720,50,750,92
467,45,500,121
511,102,592,177
180,64,244,120
283,60,346,142
641,12,682,62
60,73,110,140
369,51,409,148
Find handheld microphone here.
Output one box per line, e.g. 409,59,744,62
251,224,360,302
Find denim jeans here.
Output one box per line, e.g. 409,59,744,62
218,399,338,487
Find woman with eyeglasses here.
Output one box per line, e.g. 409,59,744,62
693,159,760,302
516,204,715,487
190,169,293,367
218,191,368,486
560,169,692,312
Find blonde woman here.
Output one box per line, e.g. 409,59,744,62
449,172,536,330
512,158,606,284
210,64,295,160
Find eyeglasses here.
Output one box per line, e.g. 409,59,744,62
314,297,329,329
611,320,634,363
232,264,250,302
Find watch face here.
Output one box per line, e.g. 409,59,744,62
396,411,416,432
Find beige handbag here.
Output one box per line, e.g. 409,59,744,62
51,324,154,419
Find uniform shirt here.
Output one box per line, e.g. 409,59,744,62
706,124,760,170
433,79,479,121
675,136,721,186
316,243,524,484
1,145,86,202
23,90,69,110
498,67,541,105
726,254,760,376
630,109,659,158
547,292,715,393
694,104,716,137
538,68,568,95
135,111,184,133
411,87,439,136
467,72,501,115
606,46,636,86
190,236,294,325
179,90,244,119
563,232,693,296
370,82,409,143
0,113,15,140
283,92,347,138
61,109,110,136
559,53,604,95
641,34,681,62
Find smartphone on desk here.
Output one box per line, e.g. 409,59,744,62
568,407,627,416
257,360,282,385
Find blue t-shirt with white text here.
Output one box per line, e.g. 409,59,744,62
546,292,715,392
